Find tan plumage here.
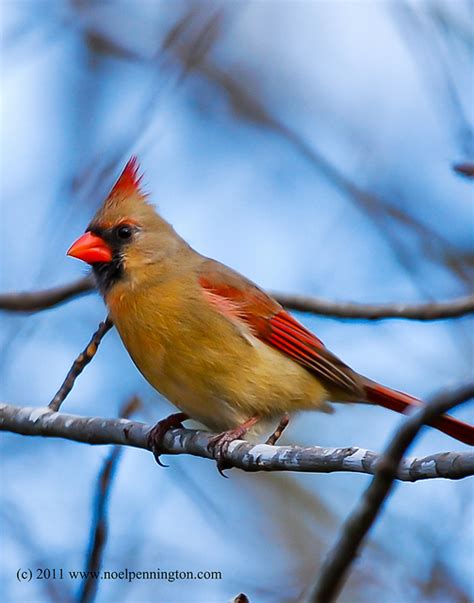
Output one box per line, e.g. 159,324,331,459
67,158,474,447
100,216,329,432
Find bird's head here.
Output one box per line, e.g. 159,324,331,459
67,157,186,294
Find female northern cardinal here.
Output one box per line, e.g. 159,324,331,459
67,158,474,465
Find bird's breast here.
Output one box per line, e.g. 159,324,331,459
105,280,328,431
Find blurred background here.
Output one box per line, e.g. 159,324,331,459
1,1,473,602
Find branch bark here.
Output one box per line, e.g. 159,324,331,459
310,382,474,603
0,276,94,312
48,317,113,412
1,276,473,321
273,292,474,320
0,402,472,482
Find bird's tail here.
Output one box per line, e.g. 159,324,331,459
363,381,474,446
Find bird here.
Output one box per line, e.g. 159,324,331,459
67,157,474,470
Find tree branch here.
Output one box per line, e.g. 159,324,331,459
0,276,94,312
78,396,141,603
310,382,474,603
0,402,472,482
1,276,473,320
273,292,474,320
453,162,474,178
48,317,113,412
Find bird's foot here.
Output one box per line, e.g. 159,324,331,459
265,413,290,445
147,412,189,467
208,416,259,477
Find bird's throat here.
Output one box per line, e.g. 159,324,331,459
92,255,124,294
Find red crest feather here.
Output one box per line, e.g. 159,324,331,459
109,156,143,196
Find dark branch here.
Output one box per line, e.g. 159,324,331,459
310,382,474,603
0,402,472,482
1,276,473,321
273,292,474,320
78,396,141,603
453,162,474,178
0,276,94,312
48,317,113,412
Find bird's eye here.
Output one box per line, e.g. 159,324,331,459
115,224,133,241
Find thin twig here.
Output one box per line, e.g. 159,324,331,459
1,276,473,320
310,382,474,603
0,402,472,482
48,317,113,412
265,413,290,446
78,396,141,603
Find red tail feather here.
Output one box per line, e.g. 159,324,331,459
364,383,474,446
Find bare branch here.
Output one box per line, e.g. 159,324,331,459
78,449,122,603
0,402,472,482
453,162,474,178
310,382,474,603
0,276,94,312
1,277,473,321
48,317,113,412
265,413,289,445
273,292,474,320
78,396,141,603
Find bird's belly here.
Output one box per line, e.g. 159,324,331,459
123,332,327,432
108,291,328,432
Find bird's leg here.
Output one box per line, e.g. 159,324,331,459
147,412,189,467
265,413,290,445
208,415,260,476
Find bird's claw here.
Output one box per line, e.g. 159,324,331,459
207,427,247,477
208,414,290,475
147,412,188,467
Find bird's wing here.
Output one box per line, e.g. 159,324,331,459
198,259,363,397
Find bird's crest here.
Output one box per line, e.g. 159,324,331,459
109,156,144,198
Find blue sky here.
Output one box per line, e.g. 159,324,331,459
1,2,473,602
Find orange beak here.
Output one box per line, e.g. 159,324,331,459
67,231,113,264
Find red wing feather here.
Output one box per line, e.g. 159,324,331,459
198,260,474,445
198,262,362,396
267,310,362,395
198,261,474,445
